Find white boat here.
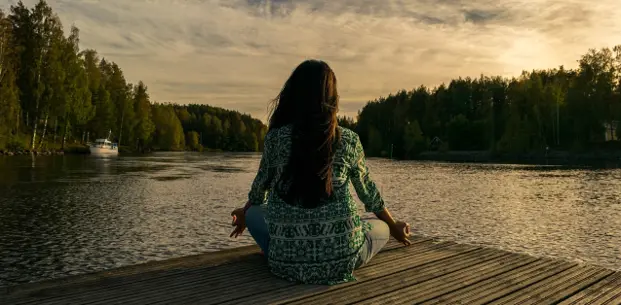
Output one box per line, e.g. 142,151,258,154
89,139,118,156
89,130,119,156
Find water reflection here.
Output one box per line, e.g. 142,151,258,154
0,154,620,286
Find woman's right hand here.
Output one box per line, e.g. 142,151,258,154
230,207,247,238
389,221,411,246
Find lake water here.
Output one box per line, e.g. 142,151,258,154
0,153,620,286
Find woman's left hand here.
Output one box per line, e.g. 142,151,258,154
230,208,247,238
389,221,412,246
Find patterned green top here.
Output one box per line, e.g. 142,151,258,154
248,125,386,285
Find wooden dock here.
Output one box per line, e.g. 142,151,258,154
2,237,621,304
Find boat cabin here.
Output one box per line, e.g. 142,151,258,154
92,139,118,150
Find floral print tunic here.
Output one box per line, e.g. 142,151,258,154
247,125,386,285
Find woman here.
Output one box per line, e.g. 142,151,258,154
230,59,411,285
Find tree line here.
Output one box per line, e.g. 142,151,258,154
3,1,620,158
344,46,621,159
0,1,266,153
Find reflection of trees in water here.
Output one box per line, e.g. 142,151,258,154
0,158,79,284
0,155,118,184
0,155,146,285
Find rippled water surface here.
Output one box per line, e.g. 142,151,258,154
1,153,620,286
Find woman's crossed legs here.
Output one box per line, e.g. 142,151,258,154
244,205,389,268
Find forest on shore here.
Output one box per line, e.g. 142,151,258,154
0,1,266,154
1,1,620,159
341,47,621,159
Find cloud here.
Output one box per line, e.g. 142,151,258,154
2,0,620,121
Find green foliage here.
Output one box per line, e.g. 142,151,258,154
366,126,383,156
347,46,621,158
178,104,265,152
152,103,184,151
338,116,356,130
402,120,425,157
63,143,89,154
186,131,201,151
90,84,113,137
446,115,470,150
0,133,28,151
0,10,21,139
132,82,155,149
0,1,267,153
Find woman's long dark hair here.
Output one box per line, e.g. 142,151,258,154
268,60,341,209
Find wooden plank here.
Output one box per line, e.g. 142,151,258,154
2,239,419,304
360,240,460,266
420,259,576,305
90,270,288,305
384,237,433,250
383,236,433,251
4,258,269,305
41,266,275,305
356,252,537,305
1,245,260,299
282,248,506,305
27,239,436,304
558,271,621,305
216,243,481,305
21,239,441,305
145,243,481,305
534,269,615,305
2,239,420,304
2,236,619,305
315,250,519,305
486,265,614,305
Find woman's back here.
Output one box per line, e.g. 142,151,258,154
248,125,386,285
230,59,410,286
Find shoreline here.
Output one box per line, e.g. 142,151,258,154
0,149,69,156
0,145,90,156
3,148,621,166
0,147,231,157
411,150,621,166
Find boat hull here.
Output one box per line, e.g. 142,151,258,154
89,146,119,156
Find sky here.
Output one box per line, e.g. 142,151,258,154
2,0,621,121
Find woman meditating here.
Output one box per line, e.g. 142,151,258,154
230,59,411,285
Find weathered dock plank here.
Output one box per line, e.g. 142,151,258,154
146,239,459,305
557,272,621,305
355,252,532,305
212,242,479,305
1,236,620,305
420,259,574,305
487,265,614,305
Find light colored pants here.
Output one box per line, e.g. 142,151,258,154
245,205,390,268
